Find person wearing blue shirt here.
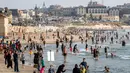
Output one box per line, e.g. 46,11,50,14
80,58,87,69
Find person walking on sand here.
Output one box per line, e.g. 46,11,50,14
13,51,19,72
4,50,8,65
7,51,13,68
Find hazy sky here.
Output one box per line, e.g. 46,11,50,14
0,0,130,9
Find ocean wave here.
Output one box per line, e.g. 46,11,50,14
118,55,130,60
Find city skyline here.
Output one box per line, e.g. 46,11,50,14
0,0,130,9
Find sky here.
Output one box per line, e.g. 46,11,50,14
0,0,130,9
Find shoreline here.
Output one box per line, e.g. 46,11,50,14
6,24,130,45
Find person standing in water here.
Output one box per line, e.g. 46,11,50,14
56,39,59,52
56,64,66,73
80,58,87,69
73,44,79,53
73,64,80,73
21,52,25,68
116,32,118,39
43,39,46,47
62,46,67,63
79,65,86,73
104,47,108,58
111,37,113,44
48,65,55,73
69,39,72,48
93,48,97,59
90,46,93,54
61,43,64,53
85,43,88,51
96,48,99,60
91,37,94,44
122,40,126,46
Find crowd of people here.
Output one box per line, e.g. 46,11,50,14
3,40,21,72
